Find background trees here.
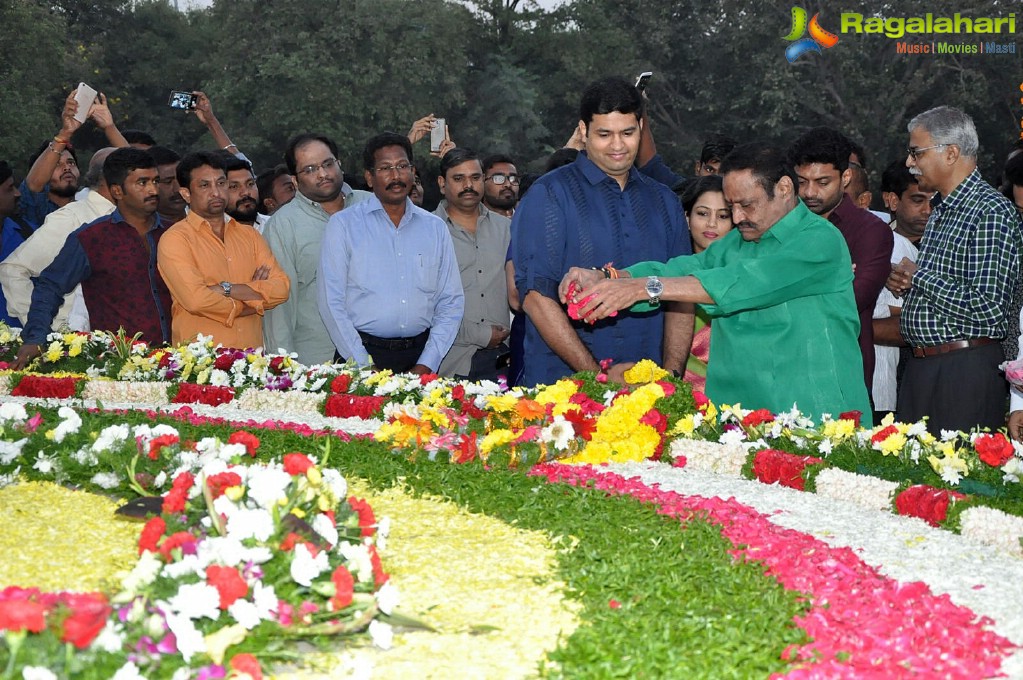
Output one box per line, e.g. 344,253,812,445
2,0,1020,196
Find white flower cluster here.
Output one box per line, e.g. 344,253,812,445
960,506,1023,557
670,438,749,476
813,468,899,512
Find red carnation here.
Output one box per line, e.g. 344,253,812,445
751,449,822,491
325,394,387,418
268,356,286,374
228,431,260,457
742,408,775,428
0,597,48,633
138,516,167,555
895,485,967,527
206,565,249,609
206,471,243,500
454,432,478,464
283,453,314,476
229,652,264,680
450,384,466,401
974,433,1015,468
838,410,863,427
158,531,198,562
330,374,351,394
279,532,303,552
419,373,439,386
640,408,668,433
347,497,377,537
214,353,236,371
330,565,355,610
162,471,195,514
57,592,111,649
147,433,180,460
871,425,899,444
367,544,389,587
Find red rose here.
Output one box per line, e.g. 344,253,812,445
838,410,863,427
419,373,439,386
228,431,260,457
162,471,195,514
655,380,676,396
214,353,236,371
229,652,263,680
324,394,387,418
206,472,243,500
895,485,967,527
57,592,111,649
330,374,351,394
147,433,180,460
11,376,78,398
0,597,48,633
283,453,314,476
268,356,286,374
138,516,166,555
741,408,775,428
751,449,822,491
347,497,376,537
450,384,466,401
330,566,354,610
640,408,668,433
692,391,711,411
975,433,1015,468
206,565,249,609
158,531,198,562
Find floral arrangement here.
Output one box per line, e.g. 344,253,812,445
0,406,401,679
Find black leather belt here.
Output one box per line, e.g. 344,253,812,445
911,337,997,358
358,329,429,351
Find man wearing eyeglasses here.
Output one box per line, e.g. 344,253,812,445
263,134,371,365
318,132,463,375
434,148,511,380
481,154,519,217
887,106,1023,434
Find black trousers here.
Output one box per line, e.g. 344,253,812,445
896,342,1006,435
335,329,430,373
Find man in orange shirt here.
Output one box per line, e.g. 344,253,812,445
157,151,289,348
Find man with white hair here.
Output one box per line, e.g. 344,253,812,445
888,106,1023,434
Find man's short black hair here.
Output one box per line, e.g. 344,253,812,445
102,148,156,188
176,151,226,188
482,154,515,174
719,142,797,200
678,175,724,214
29,141,78,168
545,148,578,173
579,77,643,126
285,133,338,175
700,134,737,164
880,159,919,197
148,146,180,167
0,161,13,186
122,129,157,147
362,132,413,172
848,138,868,169
257,164,290,207
222,154,253,175
440,148,480,177
788,127,852,173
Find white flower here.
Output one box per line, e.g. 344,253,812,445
92,620,125,654
290,543,330,587
162,582,221,620
818,438,834,456
375,581,399,615
162,555,204,580
32,452,57,475
368,620,394,649
110,662,146,680
376,516,391,552
209,369,231,387
541,416,575,451
91,472,122,489
21,667,58,680
164,612,206,662
718,429,749,448
252,582,278,620
1002,457,1023,484
338,542,373,584
227,599,261,630
905,421,929,438
0,439,28,465
120,551,163,594
940,429,959,442
0,403,27,423
92,424,131,453
311,513,339,547
153,471,167,488
321,468,348,501
51,406,82,442
226,508,275,542
937,462,963,486
72,447,98,466
244,466,292,509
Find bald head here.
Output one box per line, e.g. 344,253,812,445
84,147,117,189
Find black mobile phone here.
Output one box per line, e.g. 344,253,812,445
635,72,653,93
168,90,197,110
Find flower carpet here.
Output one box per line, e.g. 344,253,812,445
2,331,1023,677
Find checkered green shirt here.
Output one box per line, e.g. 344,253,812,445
901,168,1023,346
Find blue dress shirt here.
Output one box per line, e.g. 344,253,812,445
317,195,464,371
512,152,691,386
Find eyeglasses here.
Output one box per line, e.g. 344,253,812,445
373,162,413,175
486,173,519,185
907,144,947,160
297,158,340,176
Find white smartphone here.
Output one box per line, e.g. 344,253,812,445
430,118,446,152
74,82,99,123
635,72,653,93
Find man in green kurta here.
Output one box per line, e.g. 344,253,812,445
559,142,871,424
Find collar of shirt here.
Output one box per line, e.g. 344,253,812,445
930,167,983,213
433,199,495,225
84,188,115,213
364,194,418,229
106,207,167,233
293,189,332,219
757,200,816,246
181,209,238,234
576,151,645,189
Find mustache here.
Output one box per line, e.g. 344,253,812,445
386,181,407,191
458,189,479,197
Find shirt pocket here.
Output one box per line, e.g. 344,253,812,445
415,252,439,295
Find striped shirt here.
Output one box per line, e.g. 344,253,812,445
901,168,1023,346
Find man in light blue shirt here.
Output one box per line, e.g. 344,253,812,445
318,132,463,374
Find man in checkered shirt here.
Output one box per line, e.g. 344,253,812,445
888,106,1023,434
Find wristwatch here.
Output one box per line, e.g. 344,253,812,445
219,281,232,297
645,276,663,306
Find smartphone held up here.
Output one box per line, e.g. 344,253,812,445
430,118,446,152
635,72,652,93
168,90,197,110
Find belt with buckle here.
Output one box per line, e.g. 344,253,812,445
911,337,997,358
358,329,429,351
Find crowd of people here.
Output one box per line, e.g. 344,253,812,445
3,77,1023,438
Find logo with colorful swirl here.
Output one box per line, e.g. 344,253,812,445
784,7,840,62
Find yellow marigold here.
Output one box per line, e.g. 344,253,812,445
62,333,78,345
480,428,518,454
669,413,697,437
877,432,907,456
566,383,665,464
365,369,394,386
419,406,451,429
822,418,856,442
623,359,669,384
486,394,520,413
535,379,579,406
